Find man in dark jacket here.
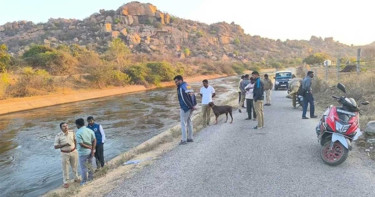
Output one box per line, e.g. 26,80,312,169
174,75,197,145
252,71,264,129
302,71,317,119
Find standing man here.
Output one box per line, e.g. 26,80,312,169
263,74,273,106
174,75,197,145
75,118,96,185
302,71,318,119
288,74,302,108
239,74,250,113
245,77,256,120
200,79,215,127
54,122,80,188
252,71,264,129
238,75,244,107
87,116,106,169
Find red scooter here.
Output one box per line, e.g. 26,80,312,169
316,83,369,166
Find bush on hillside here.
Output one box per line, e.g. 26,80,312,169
86,66,131,88
7,67,54,97
146,62,176,81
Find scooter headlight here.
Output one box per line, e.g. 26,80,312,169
275,81,280,85
335,121,350,133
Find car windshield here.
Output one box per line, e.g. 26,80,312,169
275,72,292,78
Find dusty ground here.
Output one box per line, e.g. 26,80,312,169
0,74,225,115
105,90,375,197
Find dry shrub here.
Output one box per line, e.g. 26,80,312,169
0,73,11,99
6,67,54,97
314,72,375,128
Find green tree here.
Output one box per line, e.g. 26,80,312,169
183,48,191,57
106,38,130,65
0,44,11,73
233,38,241,46
303,53,330,65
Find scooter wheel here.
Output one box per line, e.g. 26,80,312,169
320,140,349,166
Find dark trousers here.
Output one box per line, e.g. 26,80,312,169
302,93,315,117
238,92,242,104
246,99,256,119
95,143,105,168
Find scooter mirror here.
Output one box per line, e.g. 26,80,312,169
337,83,346,93
361,101,370,105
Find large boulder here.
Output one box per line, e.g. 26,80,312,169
365,121,375,136
119,2,157,16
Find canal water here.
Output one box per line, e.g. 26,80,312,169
0,76,238,196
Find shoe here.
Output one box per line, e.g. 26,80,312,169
239,109,242,113
74,179,81,183
63,183,69,188
179,140,187,145
253,126,263,129
302,117,309,119
187,139,194,142
245,118,251,120
310,115,318,118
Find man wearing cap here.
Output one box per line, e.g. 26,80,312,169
302,71,318,119
54,122,80,188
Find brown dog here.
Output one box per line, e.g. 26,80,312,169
208,102,233,124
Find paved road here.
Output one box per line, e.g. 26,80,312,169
107,91,375,197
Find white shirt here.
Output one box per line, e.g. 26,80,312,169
200,85,215,104
245,83,254,99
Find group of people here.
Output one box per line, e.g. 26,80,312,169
237,72,273,128
174,70,318,145
54,116,106,188
173,71,271,145
54,71,317,188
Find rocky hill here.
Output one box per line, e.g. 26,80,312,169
0,1,360,62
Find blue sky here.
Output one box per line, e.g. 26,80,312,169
1,0,374,45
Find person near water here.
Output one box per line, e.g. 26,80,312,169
244,77,256,120
239,74,250,113
263,74,273,106
87,116,106,169
54,122,80,188
174,75,197,145
75,118,96,185
252,71,264,129
200,79,215,127
302,71,318,119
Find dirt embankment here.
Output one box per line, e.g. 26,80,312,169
0,74,226,115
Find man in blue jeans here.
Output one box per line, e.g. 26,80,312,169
302,71,318,119
174,75,197,145
75,118,96,185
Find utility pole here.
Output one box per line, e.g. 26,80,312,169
356,48,361,74
337,57,340,81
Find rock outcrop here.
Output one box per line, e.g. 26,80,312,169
0,1,358,61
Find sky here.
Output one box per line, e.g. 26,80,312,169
1,0,374,45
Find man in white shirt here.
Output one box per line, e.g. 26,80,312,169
200,79,215,127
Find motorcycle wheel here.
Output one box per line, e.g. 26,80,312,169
320,140,348,166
